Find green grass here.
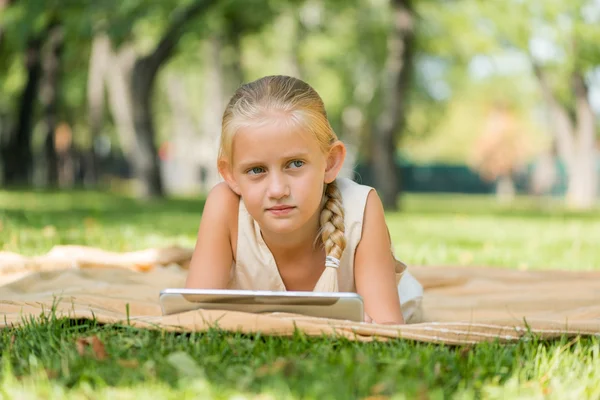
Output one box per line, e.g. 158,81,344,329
2,318,599,399
1,189,599,398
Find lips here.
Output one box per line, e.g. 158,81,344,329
266,205,295,215
268,205,294,211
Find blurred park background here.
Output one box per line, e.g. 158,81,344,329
1,3,600,396
0,0,599,211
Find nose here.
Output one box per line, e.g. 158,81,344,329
266,172,290,200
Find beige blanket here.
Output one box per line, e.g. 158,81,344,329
1,245,599,344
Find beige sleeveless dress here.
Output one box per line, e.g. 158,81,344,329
229,177,424,323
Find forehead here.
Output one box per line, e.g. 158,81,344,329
232,119,321,163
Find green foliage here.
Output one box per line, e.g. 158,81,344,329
402,0,600,163
0,1,99,132
466,0,600,108
1,0,598,166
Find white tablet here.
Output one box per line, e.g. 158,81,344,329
159,288,364,322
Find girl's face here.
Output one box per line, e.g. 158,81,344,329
225,118,338,236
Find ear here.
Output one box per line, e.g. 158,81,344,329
218,158,241,195
324,140,347,184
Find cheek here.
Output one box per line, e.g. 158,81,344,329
295,177,324,207
238,182,261,202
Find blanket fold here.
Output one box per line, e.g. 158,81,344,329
1,245,599,344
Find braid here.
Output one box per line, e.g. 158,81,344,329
320,181,346,259
313,180,345,292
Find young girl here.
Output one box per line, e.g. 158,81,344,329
185,75,423,324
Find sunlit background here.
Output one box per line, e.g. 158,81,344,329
1,0,599,211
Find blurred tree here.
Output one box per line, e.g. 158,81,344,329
401,0,496,162
470,103,533,202
104,1,218,198
129,1,222,199
475,0,600,209
0,0,9,46
330,0,388,180
0,0,44,185
40,19,64,186
85,33,110,186
371,0,415,210
1,1,103,187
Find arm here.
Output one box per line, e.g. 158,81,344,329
184,182,239,289
354,190,404,325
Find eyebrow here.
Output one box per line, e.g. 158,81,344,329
237,152,311,170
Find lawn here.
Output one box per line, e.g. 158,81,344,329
0,189,599,399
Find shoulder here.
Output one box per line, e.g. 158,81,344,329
336,177,373,195
335,177,373,210
205,181,240,213
202,182,240,244
355,187,391,257
334,177,374,220
362,189,386,229
354,189,397,276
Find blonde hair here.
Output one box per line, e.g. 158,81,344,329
219,75,344,292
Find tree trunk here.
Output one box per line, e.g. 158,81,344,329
85,34,111,186
1,36,43,185
127,0,216,198
198,35,226,193
567,73,598,209
105,44,138,159
533,65,598,209
40,21,64,187
164,73,202,195
129,60,164,198
371,0,415,210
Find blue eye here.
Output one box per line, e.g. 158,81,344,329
289,160,305,168
247,167,265,175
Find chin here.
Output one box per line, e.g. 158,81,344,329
262,219,303,235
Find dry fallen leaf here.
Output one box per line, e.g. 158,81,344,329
459,346,473,359
90,336,107,360
75,338,87,356
45,369,59,379
75,336,108,360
